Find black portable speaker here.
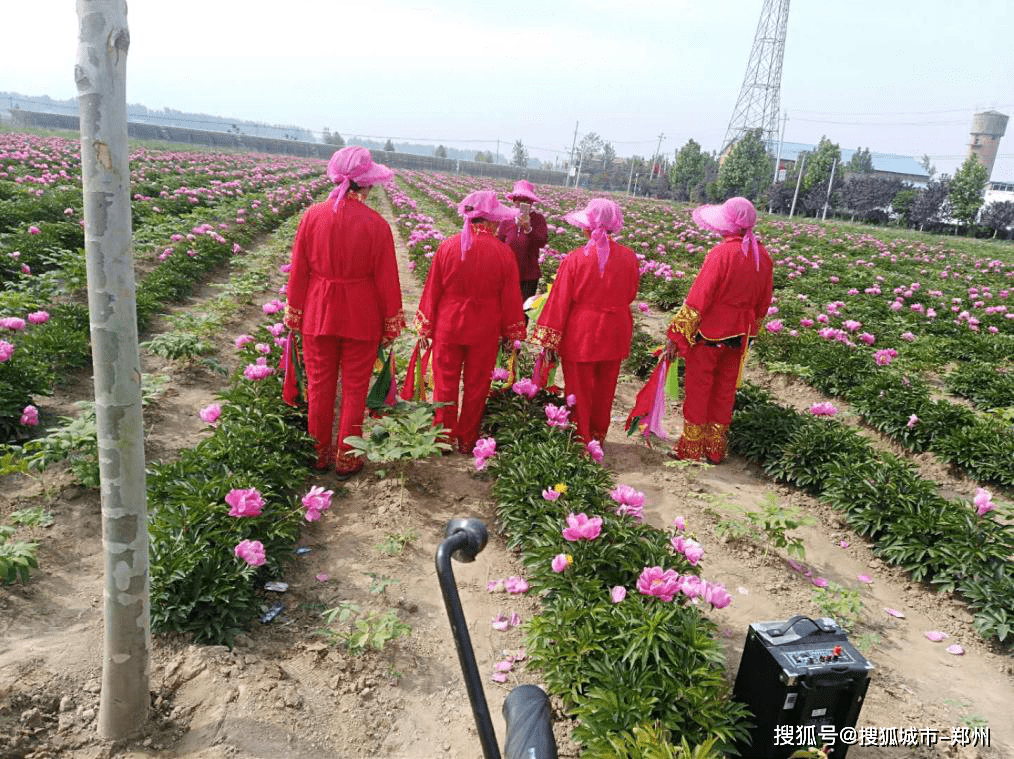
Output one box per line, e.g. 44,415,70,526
732,616,874,758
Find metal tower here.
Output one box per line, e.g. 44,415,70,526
722,0,790,155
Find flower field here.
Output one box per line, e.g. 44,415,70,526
2,134,1012,757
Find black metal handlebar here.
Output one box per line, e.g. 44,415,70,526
436,517,558,759
436,518,501,759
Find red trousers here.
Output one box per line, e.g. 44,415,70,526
561,359,621,445
682,342,744,426
432,338,499,452
302,335,378,459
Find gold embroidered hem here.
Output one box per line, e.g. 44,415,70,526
283,304,303,331
504,320,527,344
674,422,706,461
384,310,406,340
667,304,701,345
704,422,728,464
413,310,433,337
530,323,562,351
334,450,364,478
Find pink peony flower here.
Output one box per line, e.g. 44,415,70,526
811,577,829,588
491,367,510,381
234,539,266,566
262,299,285,314
884,607,905,618
562,512,603,542
672,516,686,531
545,403,570,428
809,402,838,416
637,302,649,313
302,486,334,521
551,553,571,573
973,488,995,517
255,342,271,354
504,576,529,594
27,311,50,325
636,566,680,602
28,225,40,235
858,332,876,345
586,440,604,462
243,363,274,380
610,586,626,603
512,378,538,399
924,631,948,642
765,319,784,334
20,405,39,426
0,340,14,362
873,349,894,366
542,488,561,501
199,403,222,425
234,334,255,349
702,581,732,609
566,394,576,407
226,487,264,517
857,574,873,584
907,414,919,428
946,644,964,655
0,317,26,331
267,322,285,337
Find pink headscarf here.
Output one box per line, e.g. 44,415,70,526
457,190,519,259
326,146,393,211
563,199,624,276
691,197,761,270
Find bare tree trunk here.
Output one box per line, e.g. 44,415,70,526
76,0,150,739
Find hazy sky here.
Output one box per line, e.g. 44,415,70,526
4,0,1013,178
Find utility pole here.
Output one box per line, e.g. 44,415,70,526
567,121,578,187
772,113,787,184
626,158,635,195
495,139,500,165
652,132,665,179
821,157,838,221
788,154,805,218
76,0,151,739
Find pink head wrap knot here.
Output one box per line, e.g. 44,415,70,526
563,198,624,276
326,146,393,211
691,196,761,270
456,190,519,260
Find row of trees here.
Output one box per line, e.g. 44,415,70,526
664,129,1008,237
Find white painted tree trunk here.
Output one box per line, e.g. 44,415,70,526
75,0,150,739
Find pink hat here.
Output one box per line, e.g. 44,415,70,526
457,190,519,258
326,146,393,210
564,199,624,276
691,197,761,270
506,180,542,204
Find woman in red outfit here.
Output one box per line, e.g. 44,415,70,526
415,190,526,453
531,198,639,447
496,180,549,306
665,197,773,464
284,147,405,478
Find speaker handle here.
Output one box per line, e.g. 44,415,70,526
767,615,837,639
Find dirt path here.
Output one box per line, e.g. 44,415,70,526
0,192,1010,758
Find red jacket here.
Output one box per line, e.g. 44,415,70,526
531,239,640,361
497,211,548,282
415,228,526,345
284,197,404,341
668,235,773,344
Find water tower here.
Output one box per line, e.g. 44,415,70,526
968,110,1008,180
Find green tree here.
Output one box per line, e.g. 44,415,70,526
846,147,873,174
919,154,937,178
948,155,988,230
839,175,903,221
322,128,345,147
383,139,395,152
602,141,616,170
474,150,494,163
891,188,917,227
801,137,843,216
670,139,717,202
910,176,951,231
716,128,773,201
434,144,448,158
512,139,528,168
980,201,1014,238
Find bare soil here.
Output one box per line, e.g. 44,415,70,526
1,192,1011,759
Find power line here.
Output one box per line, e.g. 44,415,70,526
789,116,970,127
790,104,1014,117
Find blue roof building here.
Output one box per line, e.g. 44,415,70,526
770,141,930,186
